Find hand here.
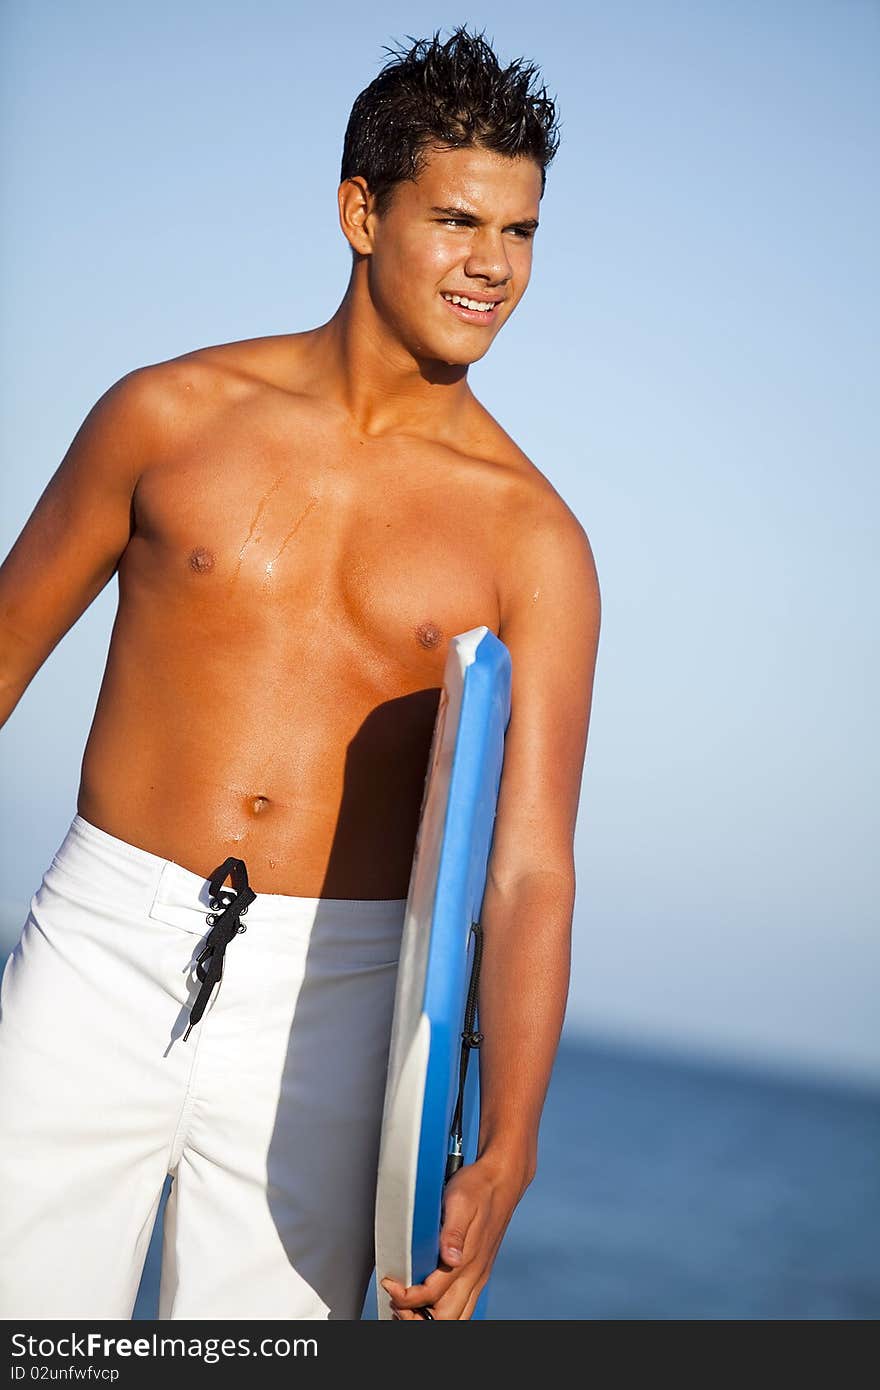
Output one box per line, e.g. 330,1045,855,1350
380,1155,527,1320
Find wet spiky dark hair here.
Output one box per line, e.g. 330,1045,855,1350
340,25,561,219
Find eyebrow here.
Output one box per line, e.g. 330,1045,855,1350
430,204,539,230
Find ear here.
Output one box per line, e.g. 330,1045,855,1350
338,176,376,256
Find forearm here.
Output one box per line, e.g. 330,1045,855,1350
474,871,575,1192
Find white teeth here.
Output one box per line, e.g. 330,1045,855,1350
442,293,495,312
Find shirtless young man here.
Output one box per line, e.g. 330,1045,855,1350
0,28,600,1321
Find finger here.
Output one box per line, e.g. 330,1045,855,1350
391,1258,490,1320
406,1261,490,1321
438,1218,469,1268
387,1264,471,1312
427,1233,500,1320
382,1269,459,1306
409,1281,473,1321
454,1231,503,1320
460,1278,487,1321
390,1303,430,1321
438,1190,481,1269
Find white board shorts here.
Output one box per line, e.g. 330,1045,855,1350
0,813,406,1320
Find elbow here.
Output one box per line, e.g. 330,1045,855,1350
488,865,576,910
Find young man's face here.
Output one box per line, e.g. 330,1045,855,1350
362,145,542,367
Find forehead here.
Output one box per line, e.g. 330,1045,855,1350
409,145,542,214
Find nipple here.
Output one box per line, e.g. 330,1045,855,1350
415,620,443,650
189,547,216,574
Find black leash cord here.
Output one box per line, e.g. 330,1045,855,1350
445,920,484,1182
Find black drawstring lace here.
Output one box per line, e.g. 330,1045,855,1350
183,856,257,1041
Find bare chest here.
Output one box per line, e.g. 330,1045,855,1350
124,411,506,682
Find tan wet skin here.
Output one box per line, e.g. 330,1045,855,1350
0,147,600,904
79,336,516,897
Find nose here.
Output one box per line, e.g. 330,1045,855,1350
463,229,514,289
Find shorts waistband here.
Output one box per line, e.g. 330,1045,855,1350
50,814,408,937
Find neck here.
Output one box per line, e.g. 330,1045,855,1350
306,264,476,440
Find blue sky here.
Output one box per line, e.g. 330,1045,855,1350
1,0,877,1085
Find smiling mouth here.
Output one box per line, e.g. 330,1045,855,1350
439,292,501,325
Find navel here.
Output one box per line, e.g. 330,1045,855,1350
188,546,216,574
249,796,271,815
415,620,443,650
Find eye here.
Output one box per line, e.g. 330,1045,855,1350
438,219,534,238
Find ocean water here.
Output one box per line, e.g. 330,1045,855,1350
128,1034,879,1321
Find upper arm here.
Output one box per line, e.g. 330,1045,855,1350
0,367,161,699
487,490,602,897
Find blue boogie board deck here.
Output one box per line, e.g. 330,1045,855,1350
374,626,512,1321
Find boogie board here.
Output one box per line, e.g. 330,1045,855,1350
374,625,512,1321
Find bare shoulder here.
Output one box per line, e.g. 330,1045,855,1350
470,402,589,526
46,361,182,493
119,331,306,427
61,334,301,482
470,410,600,635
